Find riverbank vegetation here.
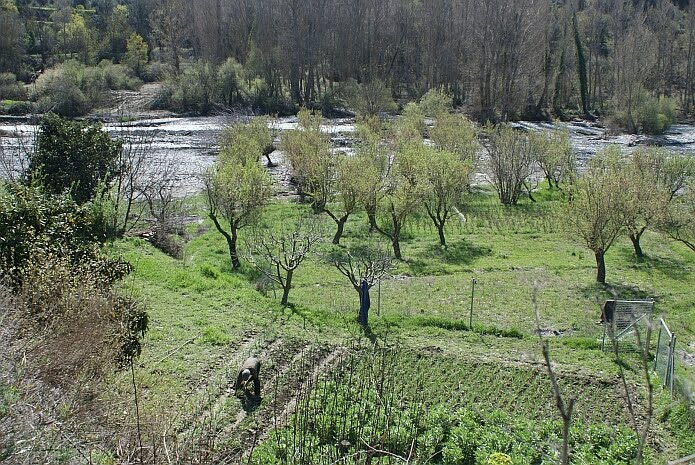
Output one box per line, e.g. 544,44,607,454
1,0,694,130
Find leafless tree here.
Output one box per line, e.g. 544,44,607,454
485,125,534,206
533,282,574,465
328,245,394,301
245,217,324,306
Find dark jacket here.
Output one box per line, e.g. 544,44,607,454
235,357,261,395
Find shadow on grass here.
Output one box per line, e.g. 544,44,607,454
618,249,692,282
579,281,653,306
406,240,493,274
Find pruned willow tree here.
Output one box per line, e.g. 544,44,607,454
204,119,272,269
283,108,363,244
246,216,324,306
418,145,471,248
428,112,480,192
529,128,574,190
355,119,390,233
372,142,423,260
565,148,625,284
661,175,695,253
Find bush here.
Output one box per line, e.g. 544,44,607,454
0,73,26,101
141,61,174,83
609,92,677,135
342,78,397,119
419,88,453,117
637,96,677,134
154,61,220,114
0,100,34,115
33,65,90,116
98,60,142,90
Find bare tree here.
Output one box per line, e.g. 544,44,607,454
139,154,187,248
108,131,158,236
533,282,574,465
245,217,324,306
485,125,534,206
328,245,394,301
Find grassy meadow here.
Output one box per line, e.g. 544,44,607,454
104,187,695,464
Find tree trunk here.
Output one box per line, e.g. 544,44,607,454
629,232,643,258
392,237,402,260
210,213,238,269
333,215,348,245
281,269,293,306
437,223,446,248
595,250,606,284
366,203,378,232
230,225,240,268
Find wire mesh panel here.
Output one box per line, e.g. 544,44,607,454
654,318,676,396
602,300,654,351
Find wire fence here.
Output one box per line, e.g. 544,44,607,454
654,318,676,396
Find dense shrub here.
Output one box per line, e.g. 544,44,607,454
97,59,142,91
33,64,90,116
0,183,120,285
32,60,141,116
637,96,677,134
0,183,146,369
29,113,122,204
0,100,34,115
0,72,26,101
609,92,677,135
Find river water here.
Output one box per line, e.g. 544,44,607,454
2,116,694,196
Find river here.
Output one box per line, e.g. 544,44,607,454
2,116,695,196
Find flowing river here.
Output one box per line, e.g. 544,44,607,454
2,115,695,196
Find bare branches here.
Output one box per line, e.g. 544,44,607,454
245,217,324,305
533,282,574,465
327,245,394,294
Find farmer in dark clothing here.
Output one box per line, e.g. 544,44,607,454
235,356,261,396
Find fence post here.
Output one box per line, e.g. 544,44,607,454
654,319,663,372
670,334,676,396
469,278,476,329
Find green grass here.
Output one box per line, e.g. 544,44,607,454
104,187,695,462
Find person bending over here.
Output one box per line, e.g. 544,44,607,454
235,356,261,396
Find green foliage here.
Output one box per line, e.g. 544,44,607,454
610,92,677,135
407,315,524,338
485,124,533,206
124,33,148,77
158,61,218,114
418,88,452,116
217,57,246,106
33,63,89,116
29,113,122,204
205,118,273,267
0,99,33,115
636,96,677,135
0,183,120,284
564,147,626,282
0,72,26,100
487,452,513,465
33,60,140,115
251,349,647,465
529,128,574,189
